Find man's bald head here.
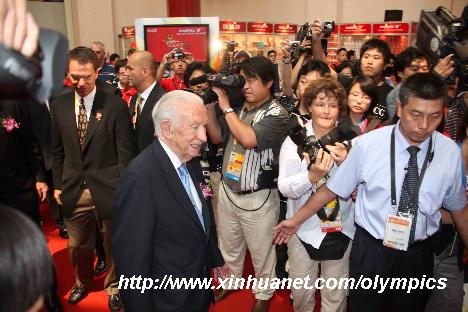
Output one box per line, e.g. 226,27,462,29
129,51,157,76
127,51,157,92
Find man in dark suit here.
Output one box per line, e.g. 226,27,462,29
0,99,48,225
51,47,137,310
127,51,166,152
113,91,229,311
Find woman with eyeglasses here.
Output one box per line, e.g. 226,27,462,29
345,75,380,133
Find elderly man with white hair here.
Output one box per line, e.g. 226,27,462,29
112,90,229,312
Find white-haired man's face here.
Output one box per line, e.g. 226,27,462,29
161,103,208,163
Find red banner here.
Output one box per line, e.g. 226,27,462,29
373,23,409,34
219,21,246,33
339,24,372,34
247,22,273,33
274,24,297,34
411,22,418,34
145,25,209,62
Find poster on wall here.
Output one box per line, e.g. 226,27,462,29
144,24,210,62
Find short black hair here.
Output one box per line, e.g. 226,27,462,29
395,47,430,74
399,72,447,106
114,59,128,74
298,60,330,78
110,53,120,62
337,48,347,55
347,75,379,118
239,56,276,94
335,61,352,74
0,207,53,312
359,38,391,65
347,50,355,59
184,61,216,87
267,50,276,57
69,46,98,69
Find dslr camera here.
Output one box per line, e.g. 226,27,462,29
188,73,245,104
171,48,186,61
288,118,360,163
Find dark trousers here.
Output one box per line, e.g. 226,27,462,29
349,226,434,312
0,182,40,225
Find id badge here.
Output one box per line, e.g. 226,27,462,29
225,152,244,182
320,199,342,232
383,215,412,251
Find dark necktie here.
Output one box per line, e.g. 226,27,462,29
77,98,87,149
397,145,420,245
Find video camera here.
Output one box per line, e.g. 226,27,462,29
416,6,468,90
0,29,68,103
290,21,335,62
188,73,246,104
288,118,360,163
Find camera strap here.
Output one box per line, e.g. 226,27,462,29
390,127,433,211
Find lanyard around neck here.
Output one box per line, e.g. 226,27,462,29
390,126,433,209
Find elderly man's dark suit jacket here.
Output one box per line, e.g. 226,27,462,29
129,82,166,152
0,100,46,223
112,139,224,312
51,86,137,219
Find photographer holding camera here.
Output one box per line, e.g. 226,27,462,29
278,78,354,312
156,48,192,92
210,56,289,311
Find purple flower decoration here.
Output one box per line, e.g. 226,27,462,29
2,117,19,133
200,183,213,199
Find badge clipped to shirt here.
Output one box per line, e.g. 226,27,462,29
383,214,412,251
320,199,342,233
225,151,245,182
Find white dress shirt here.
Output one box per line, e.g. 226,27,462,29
74,87,96,125
278,120,355,248
158,138,203,214
327,122,465,241
137,81,157,112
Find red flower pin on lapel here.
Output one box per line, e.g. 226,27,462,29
96,112,103,121
1,117,20,133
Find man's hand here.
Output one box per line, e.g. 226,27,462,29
35,182,48,202
325,142,347,164
212,86,231,112
54,189,62,205
433,54,455,78
0,0,39,57
184,52,193,64
310,20,323,42
300,38,312,56
305,148,334,183
161,52,172,66
213,263,232,281
273,219,300,245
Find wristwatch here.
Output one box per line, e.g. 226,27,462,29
223,107,234,116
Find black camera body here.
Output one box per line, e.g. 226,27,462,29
0,28,68,102
172,48,186,61
288,118,360,163
416,6,468,89
189,73,246,104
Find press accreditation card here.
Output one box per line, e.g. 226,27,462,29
225,152,245,182
320,199,342,233
383,215,412,251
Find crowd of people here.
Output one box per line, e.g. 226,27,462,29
1,2,468,312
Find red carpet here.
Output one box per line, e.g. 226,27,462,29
42,204,298,311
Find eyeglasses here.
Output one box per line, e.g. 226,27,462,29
349,92,371,102
118,73,129,78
